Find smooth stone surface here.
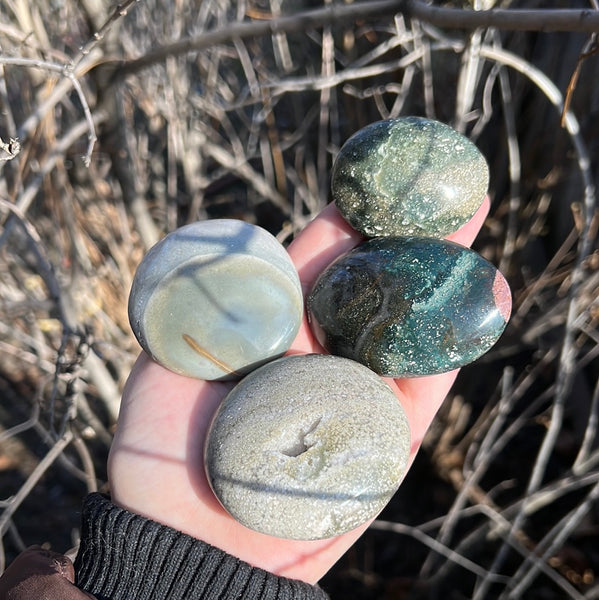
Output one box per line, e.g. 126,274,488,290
307,237,511,377
128,219,303,380
332,117,489,238
204,354,411,540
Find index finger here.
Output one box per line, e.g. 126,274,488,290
287,202,364,295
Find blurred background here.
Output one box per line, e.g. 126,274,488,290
1,1,598,597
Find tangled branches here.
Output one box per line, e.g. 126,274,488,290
0,0,599,597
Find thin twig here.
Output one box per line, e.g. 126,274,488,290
561,35,599,127
475,505,587,600
572,376,599,474
72,434,99,494
0,404,40,444
0,199,78,333
318,8,334,202
454,26,483,133
73,0,141,67
495,35,522,277
412,20,436,120
0,430,73,536
503,481,599,598
372,519,512,584
265,50,432,94
0,55,97,165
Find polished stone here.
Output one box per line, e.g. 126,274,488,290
128,219,303,380
307,237,511,377
204,354,411,540
332,117,489,238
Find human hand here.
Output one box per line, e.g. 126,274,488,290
0,547,96,600
108,199,490,585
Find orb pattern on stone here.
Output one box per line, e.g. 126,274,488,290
332,117,489,238
307,237,511,378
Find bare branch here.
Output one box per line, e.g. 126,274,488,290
73,0,141,66
0,430,73,537
372,519,512,584
561,34,599,126
406,1,599,33
0,55,98,165
115,1,599,80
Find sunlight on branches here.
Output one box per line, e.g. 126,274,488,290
0,0,599,596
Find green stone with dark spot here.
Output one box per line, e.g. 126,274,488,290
331,117,489,238
307,237,511,377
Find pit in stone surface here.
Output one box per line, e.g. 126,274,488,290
281,418,322,457
204,354,411,540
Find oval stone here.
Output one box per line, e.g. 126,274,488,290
204,354,411,540
307,237,511,377
128,219,303,380
331,117,489,238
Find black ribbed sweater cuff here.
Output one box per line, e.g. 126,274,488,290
74,493,329,600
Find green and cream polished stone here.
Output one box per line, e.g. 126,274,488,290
332,117,489,238
204,354,411,540
128,219,303,380
307,237,511,378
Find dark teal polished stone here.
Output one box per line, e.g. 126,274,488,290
331,117,489,238
307,237,511,377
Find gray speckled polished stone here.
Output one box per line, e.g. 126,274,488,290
204,354,411,540
307,237,511,378
332,117,489,238
128,219,303,381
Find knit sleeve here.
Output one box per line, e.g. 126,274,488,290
74,494,330,600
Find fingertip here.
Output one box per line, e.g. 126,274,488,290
446,195,490,247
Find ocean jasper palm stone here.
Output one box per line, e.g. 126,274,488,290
128,219,303,380
307,237,511,377
332,117,489,237
204,354,411,540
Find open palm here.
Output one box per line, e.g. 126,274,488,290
108,200,489,585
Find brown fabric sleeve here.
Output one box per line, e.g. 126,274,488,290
0,546,95,600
